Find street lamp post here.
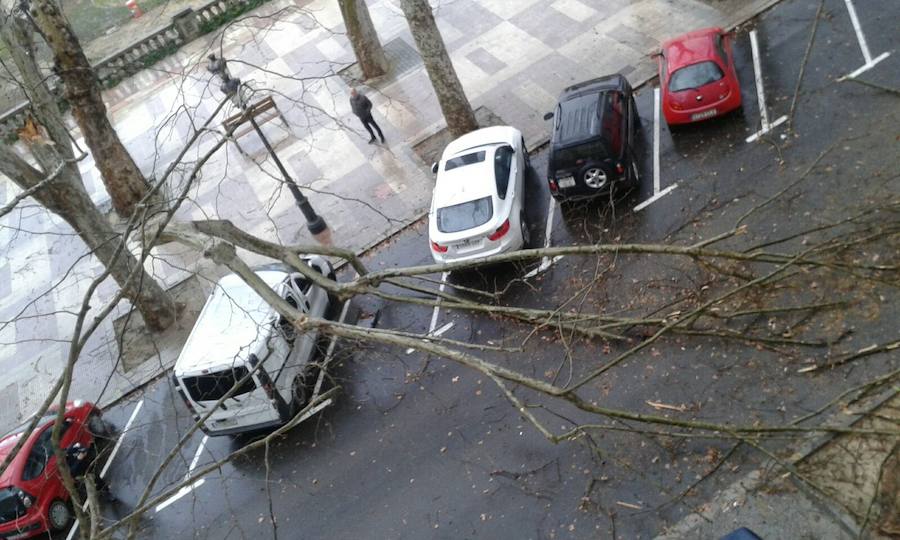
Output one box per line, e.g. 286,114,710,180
210,58,327,235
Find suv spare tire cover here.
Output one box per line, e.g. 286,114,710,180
580,161,613,189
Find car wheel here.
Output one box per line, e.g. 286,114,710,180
291,372,310,409
291,366,320,410
519,212,531,249
581,164,609,190
47,499,72,532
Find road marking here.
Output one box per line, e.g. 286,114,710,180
406,272,451,354
524,198,564,278
314,296,353,396
406,321,455,355
428,272,449,332
155,434,209,513
635,87,677,212
67,399,144,540
844,0,873,63
653,87,661,194
839,0,890,80
746,30,787,143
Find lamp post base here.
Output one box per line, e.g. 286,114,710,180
305,214,328,235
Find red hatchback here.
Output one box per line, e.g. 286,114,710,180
658,27,742,125
0,401,108,539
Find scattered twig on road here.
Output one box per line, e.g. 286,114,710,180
789,0,825,128
799,339,900,373
842,77,900,96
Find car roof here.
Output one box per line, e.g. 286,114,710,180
558,74,626,99
434,145,500,208
441,126,517,157
174,270,289,375
661,27,723,71
552,74,627,147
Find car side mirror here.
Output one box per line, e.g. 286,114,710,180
542,112,554,121
431,162,438,174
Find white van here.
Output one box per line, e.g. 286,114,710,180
172,258,334,436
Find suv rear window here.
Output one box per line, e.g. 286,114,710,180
0,488,28,524
436,197,493,233
444,151,485,172
668,61,724,92
183,367,256,402
552,139,610,171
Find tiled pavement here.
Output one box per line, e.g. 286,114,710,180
0,0,779,428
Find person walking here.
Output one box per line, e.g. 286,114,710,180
350,88,385,144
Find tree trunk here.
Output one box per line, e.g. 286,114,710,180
339,0,388,80
29,0,151,218
400,0,478,137
0,10,176,332
0,144,176,331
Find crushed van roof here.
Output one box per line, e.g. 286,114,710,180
174,271,287,375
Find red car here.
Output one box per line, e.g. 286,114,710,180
0,401,110,539
658,27,742,125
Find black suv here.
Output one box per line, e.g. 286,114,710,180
544,74,641,201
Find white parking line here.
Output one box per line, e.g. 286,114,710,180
746,30,787,143
428,272,449,334
840,0,890,80
406,273,452,354
67,399,144,540
155,435,209,513
524,198,563,278
635,88,677,212
314,296,353,395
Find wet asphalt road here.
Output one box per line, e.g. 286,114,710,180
89,0,899,538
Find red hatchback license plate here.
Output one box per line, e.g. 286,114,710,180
691,109,718,121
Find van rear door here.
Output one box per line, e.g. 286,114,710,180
178,363,283,433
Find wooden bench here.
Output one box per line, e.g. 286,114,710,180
221,95,290,156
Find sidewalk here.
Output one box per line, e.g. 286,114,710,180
0,0,779,426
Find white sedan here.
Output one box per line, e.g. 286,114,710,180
428,126,530,264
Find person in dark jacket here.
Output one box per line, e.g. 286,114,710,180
349,88,385,144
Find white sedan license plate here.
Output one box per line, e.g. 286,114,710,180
558,175,576,188
691,109,717,121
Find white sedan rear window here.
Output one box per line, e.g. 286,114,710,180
437,197,493,233
445,151,486,171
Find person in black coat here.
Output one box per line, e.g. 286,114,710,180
349,88,385,144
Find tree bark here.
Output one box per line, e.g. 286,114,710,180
0,143,176,331
400,0,478,137
0,10,176,332
338,0,388,80
28,0,152,218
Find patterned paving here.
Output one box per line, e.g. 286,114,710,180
0,0,778,426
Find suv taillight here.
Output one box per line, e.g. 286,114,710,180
431,241,448,253
488,219,510,241
548,178,558,192
615,163,624,174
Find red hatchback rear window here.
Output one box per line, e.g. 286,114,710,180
668,61,724,92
